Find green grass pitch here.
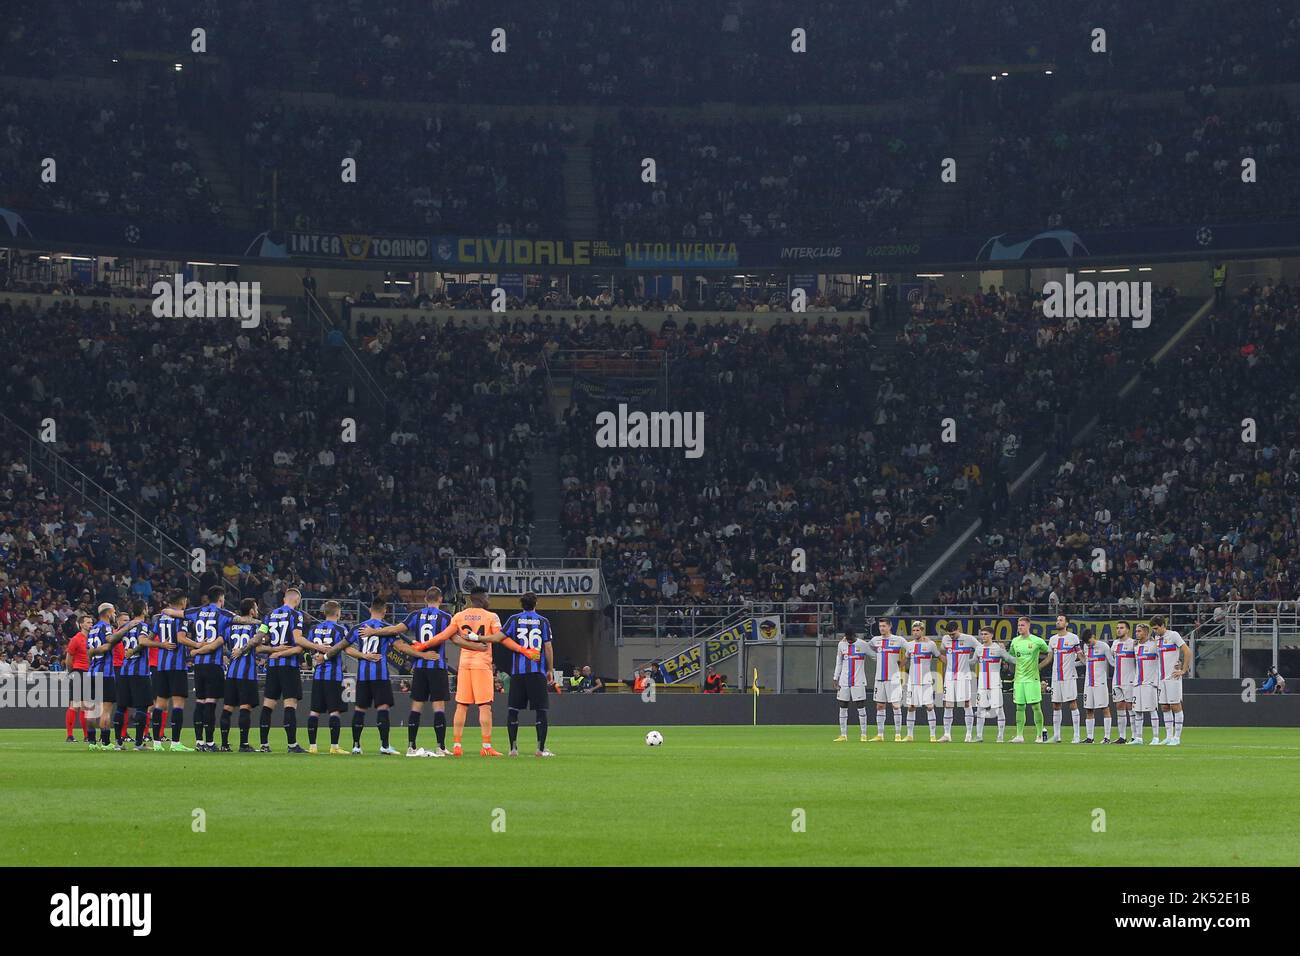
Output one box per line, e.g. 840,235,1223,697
2,726,1297,866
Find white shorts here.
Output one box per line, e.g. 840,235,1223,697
1112,682,1135,704
1084,683,1110,710
1134,684,1159,712
873,678,902,705
976,686,1004,712
943,678,973,705
1051,680,1078,703
837,685,867,703
908,683,935,708
1158,678,1183,705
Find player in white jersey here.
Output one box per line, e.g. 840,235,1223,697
832,630,872,741
1127,624,1160,744
939,621,981,742
901,622,943,742
1046,614,1084,743
1080,630,1115,743
864,619,909,741
1151,616,1190,746
1110,622,1138,743
973,627,1014,742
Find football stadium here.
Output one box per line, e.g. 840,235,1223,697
1,0,1297,924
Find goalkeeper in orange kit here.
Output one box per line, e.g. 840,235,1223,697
411,585,540,756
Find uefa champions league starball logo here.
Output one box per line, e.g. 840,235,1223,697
1195,226,1213,246
124,224,140,244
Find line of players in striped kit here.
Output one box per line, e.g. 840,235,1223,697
832,614,1191,746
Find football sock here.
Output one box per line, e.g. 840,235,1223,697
1033,703,1046,736
1103,713,1113,739
1173,710,1184,741
284,706,298,746
376,710,390,748
170,707,184,743
238,708,251,746
65,707,76,737
838,707,848,735
100,725,111,746
259,706,272,746
963,708,974,738
1086,716,1095,738
192,703,205,746
307,714,319,746
996,712,1006,737
926,709,937,739
857,707,869,734
943,707,954,736
536,711,549,751
508,708,521,748
1052,709,1062,739
132,709,147,746
1117,711,1127,738
219,708,232,746
1071,708,1081,738
433,710,447,749
906,710,916,735
876,709,886,736
151,707,164,741
976,712,986,738
329,714,341,746
351,711,365,747
407,710,421,749
1133,713,1145,738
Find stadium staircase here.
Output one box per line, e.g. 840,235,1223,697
914,121,995,235
0,412,199,593
189,129,256,229
562,144,598,236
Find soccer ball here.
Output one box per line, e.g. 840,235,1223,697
645,730,664,747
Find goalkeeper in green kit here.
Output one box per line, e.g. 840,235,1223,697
1008,616,1051,743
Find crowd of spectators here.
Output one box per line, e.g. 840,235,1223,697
958,96,1300,233
595,112,945,241
0,296,549,659
552,285,1170,626
943,279,1299,609
244,106,569,236
0,93,221,225
6,1,1299,104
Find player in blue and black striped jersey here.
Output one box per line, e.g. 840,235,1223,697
115,601,156,750
86,602,146,750
356,586,451,756
137,590,199,751
258,588,310,753
159,586,263,752
220,599,270,751
502,592,557,757
346,597,425,755
305,601,354,754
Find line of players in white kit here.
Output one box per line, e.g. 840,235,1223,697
832,614,1191,746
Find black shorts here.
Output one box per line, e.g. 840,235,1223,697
223,677,260,707
263,667,302,701
356,678,394,709
508,671,550,712
120,675,153,710
99,674,117,704
193,664,225,700
151,670,188,700
410,667,450,703
310,679,346,714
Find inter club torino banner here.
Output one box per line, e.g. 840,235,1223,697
458,566,600,597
